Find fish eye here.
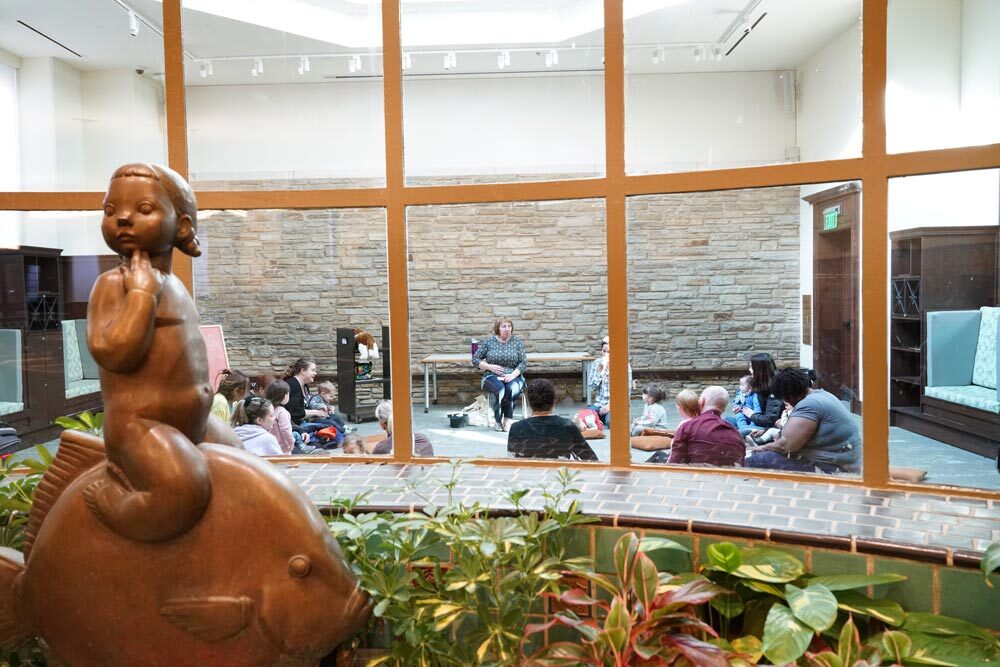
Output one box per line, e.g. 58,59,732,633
288,555,311,578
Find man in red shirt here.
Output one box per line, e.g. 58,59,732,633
667,386,745,467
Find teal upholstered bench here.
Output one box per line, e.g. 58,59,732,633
0,329,24,416
62,320,101,399
925,306,1000,413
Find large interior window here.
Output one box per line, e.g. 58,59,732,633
0,1,996,494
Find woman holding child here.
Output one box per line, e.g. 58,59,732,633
734,352,783,435
473,317,526,432
746,368,860,474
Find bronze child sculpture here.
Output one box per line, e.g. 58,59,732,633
0,164,371,666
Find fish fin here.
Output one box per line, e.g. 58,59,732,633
0,548,32,650
24,430,106,560
160,596,254,642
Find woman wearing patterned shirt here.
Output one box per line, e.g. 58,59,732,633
473,317,527,431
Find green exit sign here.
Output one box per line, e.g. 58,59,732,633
823,205,841,230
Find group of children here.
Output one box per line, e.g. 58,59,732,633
211,369,360,458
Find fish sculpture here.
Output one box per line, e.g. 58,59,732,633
0,163,371,665
0,431,371,666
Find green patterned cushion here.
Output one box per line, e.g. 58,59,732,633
66,379,101,399
0,401,23,416
62,320,83,384
925,385,1000,414
971,307,999,390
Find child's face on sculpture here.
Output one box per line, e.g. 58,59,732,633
102,175,187,259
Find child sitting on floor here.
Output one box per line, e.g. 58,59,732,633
745,402,792,448
631,383,670,436
341,433,365,456
265,379,316,455
675,389,700,425
731,375,752,415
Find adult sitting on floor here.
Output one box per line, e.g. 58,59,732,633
586,335,632,427
507,379,598,461
745,368,860,474
666,386,745,467
370,399,435,456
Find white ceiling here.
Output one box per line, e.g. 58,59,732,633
0,0,860,86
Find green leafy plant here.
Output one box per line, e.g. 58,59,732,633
523,532,732,666
53,410,103,435
700,541,1000,666
0,449,51,666
0,449,52,550
983,542,1000,587
329,465,595,666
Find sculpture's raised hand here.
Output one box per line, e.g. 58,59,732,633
121,249,165,296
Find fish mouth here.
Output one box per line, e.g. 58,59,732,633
262,585,373,662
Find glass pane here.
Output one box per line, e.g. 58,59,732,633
888,169,1000,492
401,0,605,185
0,1,167,190
193,207,389,456
628,182,863,481
624,0,861,174
887,0,1000,154
407,198,608,462
0,211,117,444
182,1,385,190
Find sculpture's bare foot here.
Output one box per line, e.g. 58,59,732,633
83,466,133,534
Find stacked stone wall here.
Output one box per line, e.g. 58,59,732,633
192,177,800,403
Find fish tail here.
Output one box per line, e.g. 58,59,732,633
0,547,31,649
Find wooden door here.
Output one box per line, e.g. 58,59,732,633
805,184,860,413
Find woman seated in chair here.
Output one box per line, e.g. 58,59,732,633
472,317,526,432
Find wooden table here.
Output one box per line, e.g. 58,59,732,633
419,352,595,412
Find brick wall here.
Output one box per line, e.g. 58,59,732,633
191,178,800,402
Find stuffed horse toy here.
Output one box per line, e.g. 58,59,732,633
354,328,379,361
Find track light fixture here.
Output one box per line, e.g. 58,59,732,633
443,52,457,70
128,10,140,37
497,50,510,70
402,53,412,70
651,46,665,64
348,54,362,73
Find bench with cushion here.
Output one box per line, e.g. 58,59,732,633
926,306,1000,412
0,329,24,416
923,306,1000,457
62,319,101,399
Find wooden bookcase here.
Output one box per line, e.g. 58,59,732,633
336,325,390,423
0,246,65,431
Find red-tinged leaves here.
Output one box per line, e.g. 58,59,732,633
651,577,722,611
838,615,862,665
525,641,596,667
604,595,632,654
633,551,659,615
574,570,620,597
668,631,733,667
551,586,600,607
613,532,640,588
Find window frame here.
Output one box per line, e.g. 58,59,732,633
1,1,997,498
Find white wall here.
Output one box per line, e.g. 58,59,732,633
184,71,798,180
960,0,1000,145
82,69,167,190
795,21,863,367
0,61,18,250
626,71,796,173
